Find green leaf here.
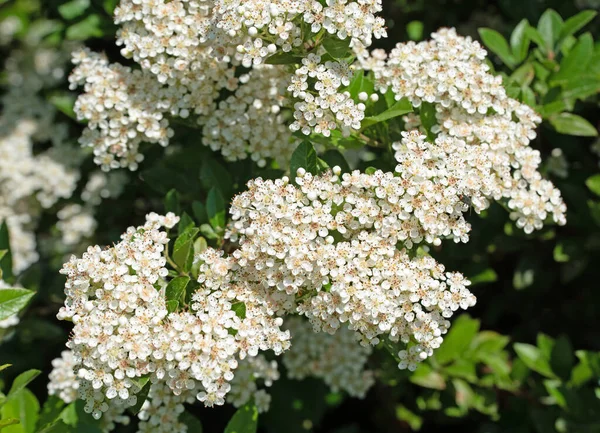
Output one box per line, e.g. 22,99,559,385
510,63,535,87
361,98,413,129
231,302,246,320
410,364,446,390
192,201,208,225
172,226,199,272
0,364,11,373
526,27,549,53
0,419,19,430
165,300,178,313
549,113,597,137
200,158,233,198
406,20,424,41
290,141,318,181
537,9,564,51
165,276,190,305
419,102,437,140
520,85,536,107
514,343,555,378
434,315,480,365
206,187,226,231
0,389,39,433
65,15,103,40
58,0,90,20
48,94,76,120
347,69,364,99
559,11,597,42
320,150,350,173
322,37,352,59
395,405,423,430
550,335,575,380
550,33,593,85
128,380,151,415
0,222,13,283
164,189,181,215
59,401,103,433
469,268,498,285
0,288,35,322
180,411,203,432
265,52,302,65
7,370,41,400
178,213,195,236
224,402,258,433
510,19,531,63
479,28,516,68
35,396,65,432
103,0,119,14
586,174,600,197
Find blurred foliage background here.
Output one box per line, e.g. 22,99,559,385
1,0,600,432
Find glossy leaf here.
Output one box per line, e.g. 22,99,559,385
224,402,258,433
0,288,34,322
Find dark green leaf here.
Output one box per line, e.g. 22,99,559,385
164,189,181,215
0,222,13,283
322,37,352,59
201,158,233,198
265,52,302,65
0,288,35,322
180,411,203,432
165,276,190,304
320,150,350,173
128,379,151,414
224,402,258,433
206,187,226,231
192,201,208,225
550,335,574,380
290,141,318,181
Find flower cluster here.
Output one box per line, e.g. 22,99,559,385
69,49,173,171
0,116,77,273
227,355,279,413
291,54,365,137
283,317,374,398
201,66,299,167
57,212,290,431
362,28,566,233
48,350,131,432
226,167,476,366
57,204,97,246
72,0,386,170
